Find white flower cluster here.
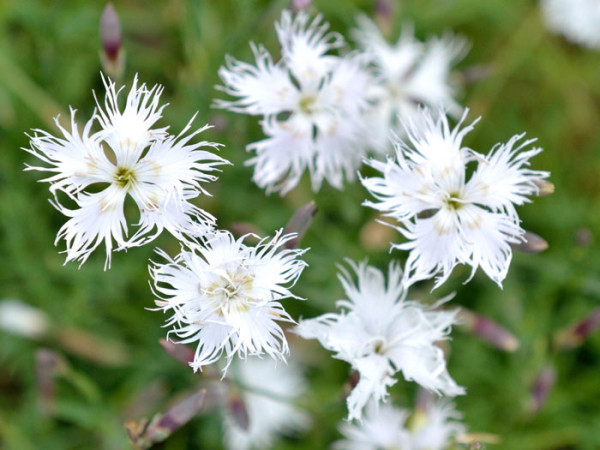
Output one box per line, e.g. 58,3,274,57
22,7,553,450
217,11,467,195
25,75,309,378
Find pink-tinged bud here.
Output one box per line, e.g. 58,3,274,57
534,179,554,196
229,222,263,239
555,307,600,349
374,0,394,37
459,64,493,86
228,393,250,431
575,228,593,247
512,231,548,254
459,309,519,352
35,349,67,415
528,365,556,414
342,370,361,400
126,390,207,448
291,0,312,12
159,339,195,366
283,201,318,249
100,3,125,81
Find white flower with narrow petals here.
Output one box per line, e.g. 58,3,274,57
335,400,465,450
361,109,550,288
151,229,308,372
354,16,467,154
216,10,371,194
24,74,228,268
296,260,463,421
223,357,310,450
541,0,600,49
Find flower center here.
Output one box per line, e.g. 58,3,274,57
203,269,255,315
113,166,137,189
444,191,463,210
298,94,316,114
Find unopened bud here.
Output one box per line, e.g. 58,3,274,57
159,339,195,366
228,393,250,431
534,179,554,196
528,365,556,414
512,231,548,254
0,299,49,338
100,3,125,82
283,201,318,249
374,0,394,37
554,307,600,349
459,309,519,352
35,349,67,415
126,389,207,448
291,0,312,12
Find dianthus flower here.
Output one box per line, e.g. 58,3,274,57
296,260,463,421
216,10,371,194
335,400,465,449
353,16,467,154
25,74,227,268
361,109,549,288
151,229,308,372
541,0,600,49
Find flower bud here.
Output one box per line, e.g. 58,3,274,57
459,309,519,352
512,231,548,254
554,307,600,349
100,3,125,81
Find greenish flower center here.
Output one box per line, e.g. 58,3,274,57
114,166,137,189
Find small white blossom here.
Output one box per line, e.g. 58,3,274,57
335,400,465,450
223,357,310,450
361,109,550,288
24,74,228,268
296,260,463,421
0,299,49,339
151,229,308,372
216,10,371,194
354,16,467,154
541,0,600,49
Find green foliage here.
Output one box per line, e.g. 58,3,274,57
0,0,598,448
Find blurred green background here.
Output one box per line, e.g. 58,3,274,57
0,0,599,448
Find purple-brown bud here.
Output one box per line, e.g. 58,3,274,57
459,309,519,352
100,3,125,81
528,365,556,414
283,201,318,249
554,307,600,349
512,231,548,254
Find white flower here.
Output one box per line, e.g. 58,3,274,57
541,0,600,49
151,229,308,372
0,299,49,339
216,10,371,194
354,16,467,154
24,74,228,268
335,400,465,450
223,357,310,450
361,109,550,288
296,260,463,421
